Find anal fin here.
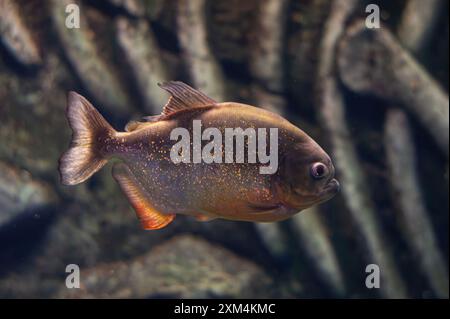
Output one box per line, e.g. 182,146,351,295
112,163,175,230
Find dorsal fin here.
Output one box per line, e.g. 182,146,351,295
158,81,216,117
126,82,217,130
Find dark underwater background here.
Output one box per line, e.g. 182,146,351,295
0,0,448,298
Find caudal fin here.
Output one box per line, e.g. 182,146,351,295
59,92,116,185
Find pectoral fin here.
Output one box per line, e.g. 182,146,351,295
246,202,281,213
112,163,175,230
245,202,297,222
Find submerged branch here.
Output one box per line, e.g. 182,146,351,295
397,0,445,56
338,20,449,156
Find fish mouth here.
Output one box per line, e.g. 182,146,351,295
290,178,340,207
321,178,340,198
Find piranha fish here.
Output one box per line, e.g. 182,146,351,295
59,81,339,230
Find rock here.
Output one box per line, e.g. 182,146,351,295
57,235,273,298
0,161,58,228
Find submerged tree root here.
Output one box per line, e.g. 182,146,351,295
0,0,41,68
115,17,170,115
316,0,407,298
385,109,449,298
338,20,449,156
384,0,449,298
176,0,227,101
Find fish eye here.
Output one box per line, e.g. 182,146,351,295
310,162,328,179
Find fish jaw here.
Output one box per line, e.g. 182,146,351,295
318,178,340,202
277,176,340,211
